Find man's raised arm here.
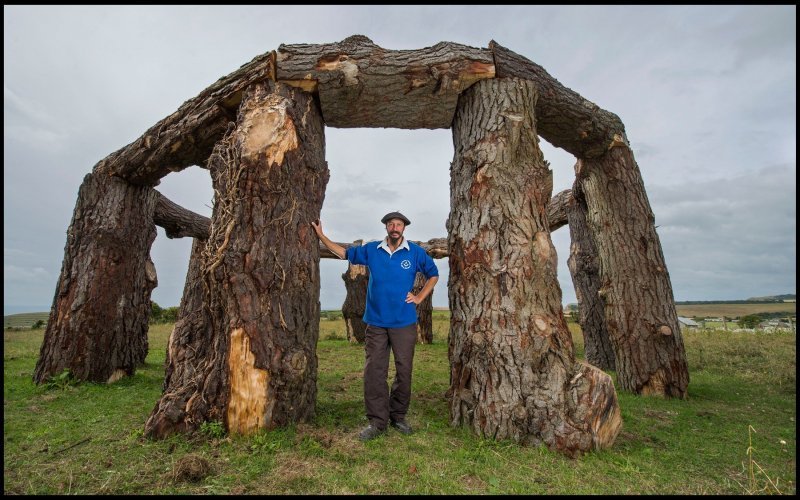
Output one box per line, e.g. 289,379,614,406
311,220,346,260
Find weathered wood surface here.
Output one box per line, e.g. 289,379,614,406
277,35,495,129
447,78,620,457
34,173,158,385
146,81,329,437
577,146,689,398
490,41,627,159
565,182,616,371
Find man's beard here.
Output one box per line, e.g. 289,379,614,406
388,232,402,245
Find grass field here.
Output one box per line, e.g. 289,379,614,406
3,312,795,494
5,302,794,330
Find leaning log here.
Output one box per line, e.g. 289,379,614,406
490,40,627,159
448,78,620,457
277,35,495,129
144,238,209,437
154,191,212,239
33,173,158,385
547,189,571,232
146,81,329,438
577,146,689,398
565,182,615,371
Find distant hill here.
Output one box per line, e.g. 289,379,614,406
4,311,49,329
747,294,796,302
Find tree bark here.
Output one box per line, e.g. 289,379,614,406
277,35,495,129
146,81,329,438
341,241,368,344
566,182,616,371
33,173,158,385
413,273,434,344
448,78,620,457
489,41,627,159
577,146,689,398
144,238,210,438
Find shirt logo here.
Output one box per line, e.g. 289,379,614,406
400,259,411,270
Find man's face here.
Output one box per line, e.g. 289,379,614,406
385,219,406,240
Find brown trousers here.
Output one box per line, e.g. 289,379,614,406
363,323,417,430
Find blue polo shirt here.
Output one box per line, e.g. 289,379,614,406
345,238,439,328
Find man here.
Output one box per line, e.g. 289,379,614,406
311,211,439,441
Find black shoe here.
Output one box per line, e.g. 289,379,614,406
358,424,386,442
390,419,413,435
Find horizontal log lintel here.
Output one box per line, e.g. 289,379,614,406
277,35,495,129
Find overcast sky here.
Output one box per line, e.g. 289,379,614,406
4,5,796,315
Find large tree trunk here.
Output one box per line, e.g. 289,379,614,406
341,243,369,344
33,173,158,385
277,35,495,129
566,182,616,371
577,146,689,398
413,273,434,344
144,238,210,437
146,81,329,438
448,78,620,457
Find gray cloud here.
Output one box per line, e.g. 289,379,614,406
4,5,795,314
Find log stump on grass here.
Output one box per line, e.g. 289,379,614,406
447,78,621,456
144,81,329,438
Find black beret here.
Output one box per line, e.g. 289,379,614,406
380,211,411,226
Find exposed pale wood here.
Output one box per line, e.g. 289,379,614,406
448,78,620,457
490,40,627,159
577,146,689,398
277,35,495,129
33,173,157,385
227,327,270,435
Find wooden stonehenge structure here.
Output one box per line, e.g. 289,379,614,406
33,35,689,457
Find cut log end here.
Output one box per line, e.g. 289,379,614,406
574,363,623,452
106,369,128,384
